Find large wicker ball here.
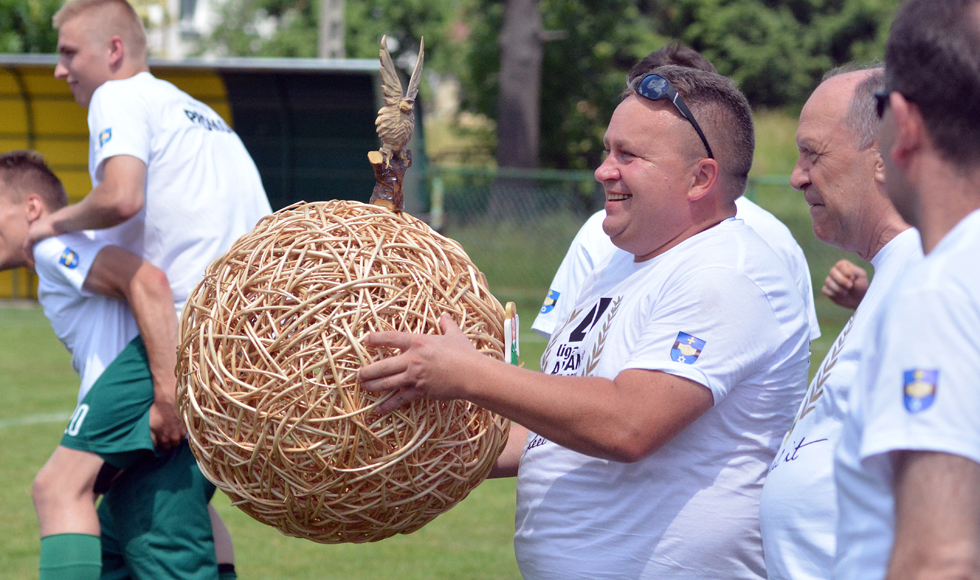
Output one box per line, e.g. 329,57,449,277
176,200,510,544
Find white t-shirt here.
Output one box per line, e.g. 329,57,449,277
34,234,139,403
515,218,811,580
759,228,921,580
532,198,820,341
835,209,980,580
88,72,272,314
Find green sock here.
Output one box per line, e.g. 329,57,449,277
39,533,101,580
218,563,237,580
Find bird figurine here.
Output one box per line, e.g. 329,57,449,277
376,35,424,167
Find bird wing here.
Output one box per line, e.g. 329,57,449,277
378,35,403,107
405,37,424,102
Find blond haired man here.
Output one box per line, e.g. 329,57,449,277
24,0,272,577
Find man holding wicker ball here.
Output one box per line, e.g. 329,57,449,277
361,65,810,579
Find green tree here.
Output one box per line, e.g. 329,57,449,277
0,0,60,53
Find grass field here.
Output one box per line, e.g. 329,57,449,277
0,109,862,579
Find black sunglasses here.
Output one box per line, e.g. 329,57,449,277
874,91,891,119
635,74,714,159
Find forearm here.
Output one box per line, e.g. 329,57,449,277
488,422,528,478
887,451,980,580
127,264,178,402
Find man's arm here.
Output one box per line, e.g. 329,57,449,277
887,450,980,580
82,245,184,449
488,423,528,478
360,315,714,463
823,259,869,310
26,155,146,247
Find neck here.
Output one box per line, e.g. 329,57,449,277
633,201,735,262
913,156,980,254
860,209,910,262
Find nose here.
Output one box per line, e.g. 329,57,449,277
789,156,809,192
54,61,68,80
595,156,619,184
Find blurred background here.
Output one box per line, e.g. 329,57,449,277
1,1,901,577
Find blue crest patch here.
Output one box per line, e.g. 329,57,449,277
98,128,112,147
59,248,79,269
903,369,938,413
671,332,706,364
540,289,560,314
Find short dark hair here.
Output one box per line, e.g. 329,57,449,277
823,64,885,151
627,42,717,87
885,0,980,167
0,151,69,210
626,65,755,201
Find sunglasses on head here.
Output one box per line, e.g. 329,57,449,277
635,74,714,159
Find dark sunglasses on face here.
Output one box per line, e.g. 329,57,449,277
874,91,891,119
635,74,715,159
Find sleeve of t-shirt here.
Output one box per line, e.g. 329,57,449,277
88,82,151,183
860,283,980,465
623,267,785,405
531,211,615,338
32,233,110,297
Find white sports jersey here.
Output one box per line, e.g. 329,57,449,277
34,234,138,403
516,218,810,580
835,209,980,580
88,72,272,314
759,228,921,580
532,197,821,341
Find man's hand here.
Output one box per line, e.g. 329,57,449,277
148,399,186,449
822,259,869,310
24,214,61,252
359,314,479,414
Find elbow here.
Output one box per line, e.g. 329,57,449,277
603,425,660,464
111,194,143,222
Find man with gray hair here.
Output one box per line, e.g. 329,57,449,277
359,65,809,579
835,0,980,578
758,65,920,580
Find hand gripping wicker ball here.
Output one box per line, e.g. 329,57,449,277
174,38,511,544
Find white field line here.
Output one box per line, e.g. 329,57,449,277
0,411,72,430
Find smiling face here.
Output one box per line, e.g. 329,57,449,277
790,73,882,253
594,95,703,261
55,14,113,108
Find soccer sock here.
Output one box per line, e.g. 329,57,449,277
218,563,237,580
39,533,101,580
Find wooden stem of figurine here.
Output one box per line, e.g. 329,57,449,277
368,149,412,211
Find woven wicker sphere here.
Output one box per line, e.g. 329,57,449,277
176,200,510,544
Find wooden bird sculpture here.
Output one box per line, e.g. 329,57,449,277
369,35,424,210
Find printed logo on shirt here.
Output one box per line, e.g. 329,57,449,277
540,289,560,314
59,248,79,269
670,332,705,364
542,296,622,376
903,369,938,413
184,110,234,133
98,128,112,147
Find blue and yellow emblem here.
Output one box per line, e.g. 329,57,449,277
59,248,79,269
98,128,112,147
671,332,706,364
540,289,560,314
903,369,938,413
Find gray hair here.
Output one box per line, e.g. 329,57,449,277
823,63,885,151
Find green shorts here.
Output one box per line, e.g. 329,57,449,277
60,336,156,470
98,441,219,580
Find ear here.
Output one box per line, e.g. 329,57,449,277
24,193,44,222
872,149,886,186
687,158,720,202
887,93,924,171
107,35,125,70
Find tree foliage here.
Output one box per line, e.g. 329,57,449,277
0,0,60,53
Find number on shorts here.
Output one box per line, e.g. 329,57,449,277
66,404,89,436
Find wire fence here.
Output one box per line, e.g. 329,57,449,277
0,167,792,306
